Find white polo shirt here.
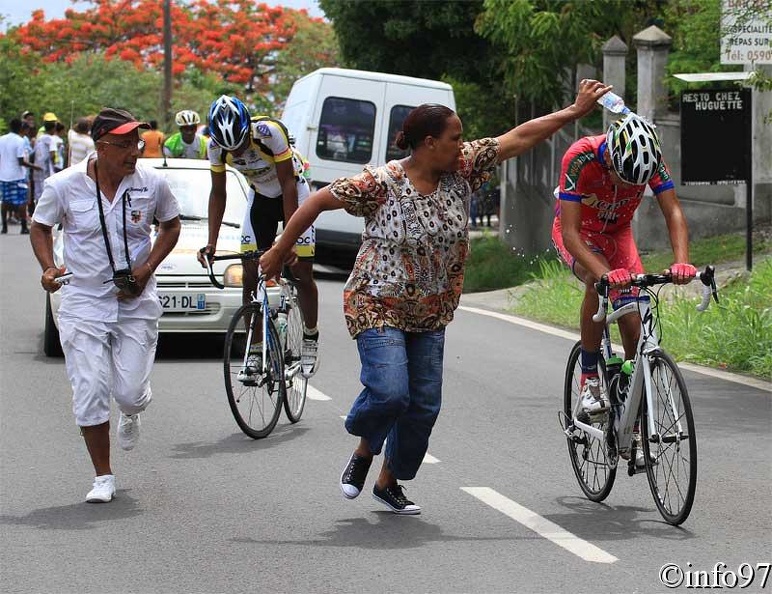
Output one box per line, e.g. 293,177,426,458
0,132,26,181
33,157,180,322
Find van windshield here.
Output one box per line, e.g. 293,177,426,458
316,97,375,164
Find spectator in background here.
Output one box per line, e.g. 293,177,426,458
164,110,207,159
32,120,57,212
53,122,67,171
22,123,37,218
21,113,36,215
1,119,40,234
38,112,58,136
68,117,95,166
141,120,165,158
22,110,35,125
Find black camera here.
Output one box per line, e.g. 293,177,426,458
112,268,140,295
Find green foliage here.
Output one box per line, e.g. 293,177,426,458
476,0,648,108
641,229,772,274
272,12,341,113
318,0,512,140
0,31,42,127
513,258,583,328
659,260,772,377
507,244,772,378
663,0,743,98
462,234,551,292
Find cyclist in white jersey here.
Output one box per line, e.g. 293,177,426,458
198,95,319,377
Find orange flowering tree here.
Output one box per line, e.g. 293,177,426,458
11,0,304,96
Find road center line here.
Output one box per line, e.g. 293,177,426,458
461,487,618,564
307,385,331,401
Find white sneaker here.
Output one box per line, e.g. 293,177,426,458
117,412,140,451
580,377,609,414
301,332,319,378
86,474,115,503
237,353,260,382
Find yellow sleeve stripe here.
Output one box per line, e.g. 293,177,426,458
272,148,292,163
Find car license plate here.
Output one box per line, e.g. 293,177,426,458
159,293,206,312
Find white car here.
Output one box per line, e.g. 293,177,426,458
44,158,249,356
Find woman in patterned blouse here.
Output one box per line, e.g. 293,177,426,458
260,79,610,515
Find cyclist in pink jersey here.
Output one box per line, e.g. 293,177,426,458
551,113,696,417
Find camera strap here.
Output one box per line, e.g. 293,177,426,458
94,160,132,275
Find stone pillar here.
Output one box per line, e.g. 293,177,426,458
601,35,628,130
633,25,672,122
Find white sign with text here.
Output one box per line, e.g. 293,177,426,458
720,0,772,64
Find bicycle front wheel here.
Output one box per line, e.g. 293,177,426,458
282,288,308,423
641,351,697,525
224,303,284,439
563,341,616,502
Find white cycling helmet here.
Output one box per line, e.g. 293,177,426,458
208,95,250,151
606,114,662,185
175,110,201,127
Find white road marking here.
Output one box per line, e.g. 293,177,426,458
423,453,440,464
461,487,618,564
306,385,331,401
459,305,771,391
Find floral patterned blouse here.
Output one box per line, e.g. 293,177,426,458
329,138,500,338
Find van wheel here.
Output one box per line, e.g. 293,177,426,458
44,295,63,358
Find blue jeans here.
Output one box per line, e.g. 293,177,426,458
345,326,445,480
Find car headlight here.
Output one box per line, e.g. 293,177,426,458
223,264,243,287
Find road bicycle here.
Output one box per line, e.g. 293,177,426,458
559,266,719,525
204,250,307,438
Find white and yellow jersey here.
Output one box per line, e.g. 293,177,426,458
208,117,295,198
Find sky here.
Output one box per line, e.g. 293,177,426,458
1,0,324,27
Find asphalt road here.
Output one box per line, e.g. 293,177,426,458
1,232,770,594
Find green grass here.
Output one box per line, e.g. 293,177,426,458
463,232,548,292
464,232,772,379
640,231,771,272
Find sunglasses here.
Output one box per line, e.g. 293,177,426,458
98,139,146,151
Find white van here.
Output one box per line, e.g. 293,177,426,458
281,67,456,266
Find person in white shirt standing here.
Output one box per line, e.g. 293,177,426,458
1,118,40,234
30,107,181,503
32,120,57,211
68,117,96,166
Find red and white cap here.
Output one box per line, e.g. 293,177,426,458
91,107,150,141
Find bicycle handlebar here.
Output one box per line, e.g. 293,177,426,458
200,249,265,290
592,265,718,322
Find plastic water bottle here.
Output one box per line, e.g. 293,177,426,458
597,91,631,115
276,312,288,349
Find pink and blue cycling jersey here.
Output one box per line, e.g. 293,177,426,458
555,135,674,234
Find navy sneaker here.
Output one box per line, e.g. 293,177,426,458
340,452,372,499
372,483,421,515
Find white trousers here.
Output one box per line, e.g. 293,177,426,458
58,316,157,426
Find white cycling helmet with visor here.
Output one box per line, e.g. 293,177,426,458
606,113,662,185
208,95,250,151
175,110,201,127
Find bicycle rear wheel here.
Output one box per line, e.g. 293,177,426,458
641,351,697,525
282,287,307,423
563,341,616,502
224,303,284,439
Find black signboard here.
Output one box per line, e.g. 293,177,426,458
681,88,751,184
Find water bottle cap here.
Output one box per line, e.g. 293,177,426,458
621,360,634,375
606,355,623,366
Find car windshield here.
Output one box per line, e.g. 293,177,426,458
162,167,246,226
